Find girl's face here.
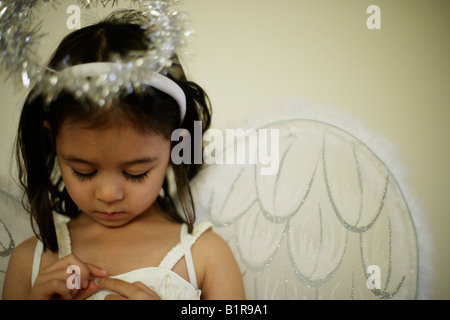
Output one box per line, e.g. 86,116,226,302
54,120,171,227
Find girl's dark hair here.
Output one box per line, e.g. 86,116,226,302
15,10,212,252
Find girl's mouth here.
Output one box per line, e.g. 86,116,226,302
96,211,125,220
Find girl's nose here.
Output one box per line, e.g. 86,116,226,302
95,175,124,203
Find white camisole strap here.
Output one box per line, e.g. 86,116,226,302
31,239,43,287
181,224,198,290
158,221,212,290
54,213,72,259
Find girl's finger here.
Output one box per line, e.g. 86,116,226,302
31,268,77,300
86,263,108,278
46,279,74,300
32,254,107,300
73,278,103,300
104,293,127,300
94,277,134,298
44,254,106,289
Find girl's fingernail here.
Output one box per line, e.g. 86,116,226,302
93,277,101,285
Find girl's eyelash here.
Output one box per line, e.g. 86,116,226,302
71,169,96,181
124,170,150,183
71,169,150,183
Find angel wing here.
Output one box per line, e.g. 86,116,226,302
190,117,419,299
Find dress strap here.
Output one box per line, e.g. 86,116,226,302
31,239,43,287
158,221,213,290
53,213,72,259
180,224,198,290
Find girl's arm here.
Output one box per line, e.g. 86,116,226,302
195,230,246,300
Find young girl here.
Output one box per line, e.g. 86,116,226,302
2,10,245,300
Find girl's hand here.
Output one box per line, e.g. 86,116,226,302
94,277,161,300
28,254,107,300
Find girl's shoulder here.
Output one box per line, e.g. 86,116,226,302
193,225,234,268
2,236,38,299
7,235,38,269
189,221,224,256
192,222,226,251
192,223,246,299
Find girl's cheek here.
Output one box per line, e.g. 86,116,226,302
61,172,92,203
65,181,87,203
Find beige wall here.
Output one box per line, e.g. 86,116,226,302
0,0,448,299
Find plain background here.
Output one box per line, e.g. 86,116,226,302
0,0,448,299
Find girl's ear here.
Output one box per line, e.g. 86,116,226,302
43,120,53,141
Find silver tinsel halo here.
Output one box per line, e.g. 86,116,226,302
0,0,189,106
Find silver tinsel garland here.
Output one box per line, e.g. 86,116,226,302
0,0,188,106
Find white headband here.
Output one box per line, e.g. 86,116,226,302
61,62,186,123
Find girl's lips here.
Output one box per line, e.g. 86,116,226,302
96,211,125,220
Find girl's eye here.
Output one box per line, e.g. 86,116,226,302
71,169,97,181
124,170,150,183
70,169,150,183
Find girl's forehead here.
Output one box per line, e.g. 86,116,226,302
55,122,171,164
57,120,169,148
58,116,165,139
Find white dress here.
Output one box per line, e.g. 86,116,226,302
31,213,212,300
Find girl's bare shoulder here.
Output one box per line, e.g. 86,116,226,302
7,235,38,269
193,226,246,299
2,236,38,299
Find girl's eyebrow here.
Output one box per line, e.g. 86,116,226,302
62,155,158,166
